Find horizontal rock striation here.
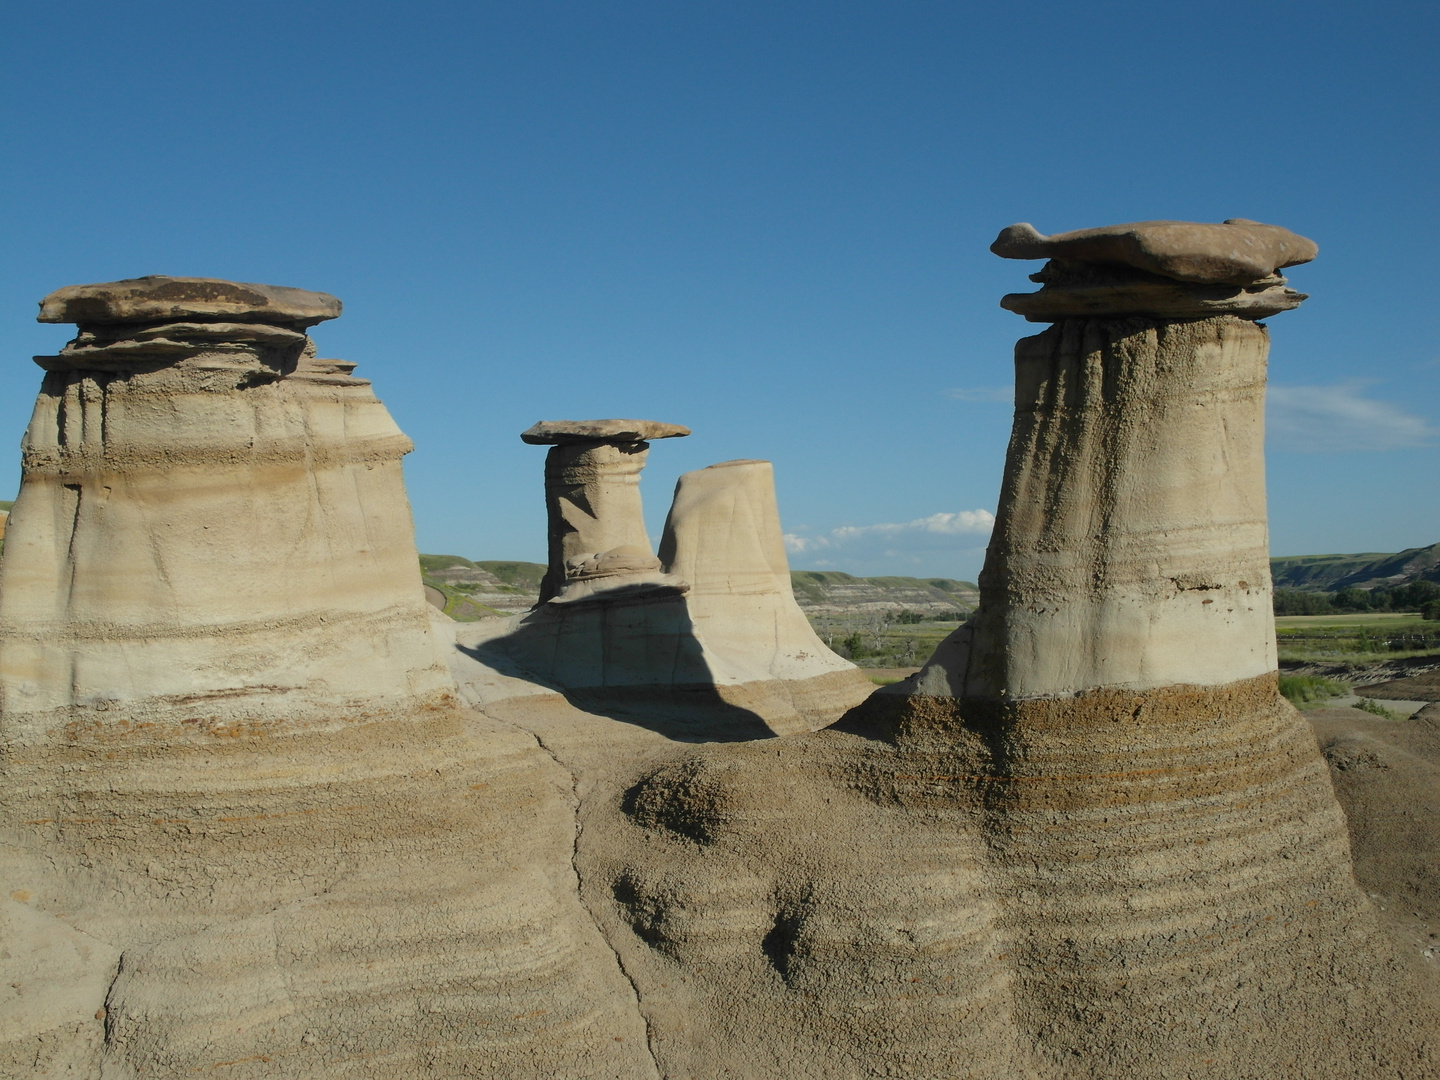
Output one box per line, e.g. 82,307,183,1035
459,428,871,736
597,221,1439,1076
1,280,650,1078
0,278,453,738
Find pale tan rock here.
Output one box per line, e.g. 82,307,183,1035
521,418,690,444
456,457,869,736
528,421,685,602
912,316,1277,700
991,218,1318,284
813,225,1440,1074
0,280,454,740
38,275,341,328
0,281,650,1079
657,459,873,729
0,702,656,1079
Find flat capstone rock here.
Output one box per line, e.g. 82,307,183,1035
990,219,1318,285
521,419,691,445
38,275,342,328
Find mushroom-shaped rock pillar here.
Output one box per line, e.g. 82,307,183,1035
852,222,1440,1074
521,419,689,602
0,276,455,736
914,219,1313,700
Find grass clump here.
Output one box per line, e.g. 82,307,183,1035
1354,698,1403,721
1278,674,1349,709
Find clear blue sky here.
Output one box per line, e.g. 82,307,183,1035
2,1,1435,580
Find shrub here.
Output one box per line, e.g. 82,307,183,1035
1278,675,1348,708
1354,698,1402,720
1273,589,1337,615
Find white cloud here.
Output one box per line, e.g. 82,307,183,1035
784,509,995,555
1268,382,1439,452
946,386,1012,403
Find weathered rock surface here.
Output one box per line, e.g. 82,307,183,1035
459,443,871,737
0,281,652,1079
6,239,1438,1079
530,419,686,602
657,460,873,730
796,220,1440,1074
994,220,1317,322
521,418,691,445
38,274,342,328
913,316,1277,699
1000,261,1309,322
991,219,1318,284
0,280,453,738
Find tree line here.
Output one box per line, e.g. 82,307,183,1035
1273,579,1440,618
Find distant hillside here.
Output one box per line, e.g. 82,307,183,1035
1271,542,1440,592
416,555,978,622
417,555,547,621
789,571,978,616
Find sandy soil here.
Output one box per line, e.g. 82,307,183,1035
1307,703,1440,977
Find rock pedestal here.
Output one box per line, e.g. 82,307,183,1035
913,220,1306,699
0,276,454,736
0,281,644,1079
522,418,689,602
858,221,1440,1074
454,432,873,735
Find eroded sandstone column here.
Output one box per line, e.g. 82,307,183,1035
0,275,454,736
912,219,1310,699
521,418,689,601
866,222,1440,1076
657,459,871,728
0,279,654,1080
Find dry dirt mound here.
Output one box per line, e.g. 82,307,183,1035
1307,703,1440,964
1354,668,1440,701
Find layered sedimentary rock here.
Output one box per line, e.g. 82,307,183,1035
0,275,454,734
0,280,650,1078
577,222,1440,1077
855,219,1440,1073
523,418,690,602
455,428,871,735
657,459,865,723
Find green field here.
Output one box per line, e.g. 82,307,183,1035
806,613,964,668
805,609,1440,672
1274,612,1440,664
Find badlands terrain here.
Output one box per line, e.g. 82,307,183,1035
3,220,1439,1079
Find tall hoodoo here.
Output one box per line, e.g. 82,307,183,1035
843,221,1440,1075
522,418,689,602
0,275,454,736
915,219,1306,700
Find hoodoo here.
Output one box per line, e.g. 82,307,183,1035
0,275,454,732
0,281,650,1079
586,222,1440,1078
861,218,1440,1075
522,417,691,602
453,424,871,734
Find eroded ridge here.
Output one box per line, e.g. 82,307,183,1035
599,221,1440,1077
1,279,653,1078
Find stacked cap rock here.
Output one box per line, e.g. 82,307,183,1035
524,419,688,602
38,275,341,328
992,218,1317,321
521,419,690,445
33,276,345,375
2,274,452,734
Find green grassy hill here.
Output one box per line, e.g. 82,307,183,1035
1271,542,1440,592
